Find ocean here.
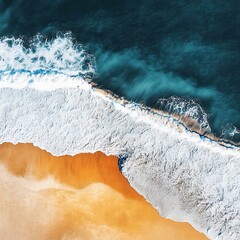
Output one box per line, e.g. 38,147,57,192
0,0,239,141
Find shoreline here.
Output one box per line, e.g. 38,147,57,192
0,142,207,240
0,72,239,149
0,74,239,239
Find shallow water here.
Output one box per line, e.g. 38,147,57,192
0,143,207,240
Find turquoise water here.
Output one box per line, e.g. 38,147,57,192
0,0,239,141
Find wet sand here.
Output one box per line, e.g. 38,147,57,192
0,143,207,240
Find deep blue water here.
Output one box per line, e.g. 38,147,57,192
0,0,239,141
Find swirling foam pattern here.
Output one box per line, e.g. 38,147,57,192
0,33,95,77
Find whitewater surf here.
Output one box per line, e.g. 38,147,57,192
0,35,239,240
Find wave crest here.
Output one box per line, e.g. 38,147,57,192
0,32,95,78
221,124,240,141
157,96,211,134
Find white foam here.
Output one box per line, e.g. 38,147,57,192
0,35,239,239
0,33,95,77
0,77,239,239
0,72,91,90
158,96,211,133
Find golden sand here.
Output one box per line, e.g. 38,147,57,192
0,143,207,240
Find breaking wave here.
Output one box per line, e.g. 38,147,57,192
221,124,240,141
0,32,95,78
0,34,238,144
157,96,211,134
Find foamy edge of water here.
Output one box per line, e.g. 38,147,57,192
0,73,240,240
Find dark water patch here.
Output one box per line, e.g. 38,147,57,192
0,0,239,139
118,153,129,172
